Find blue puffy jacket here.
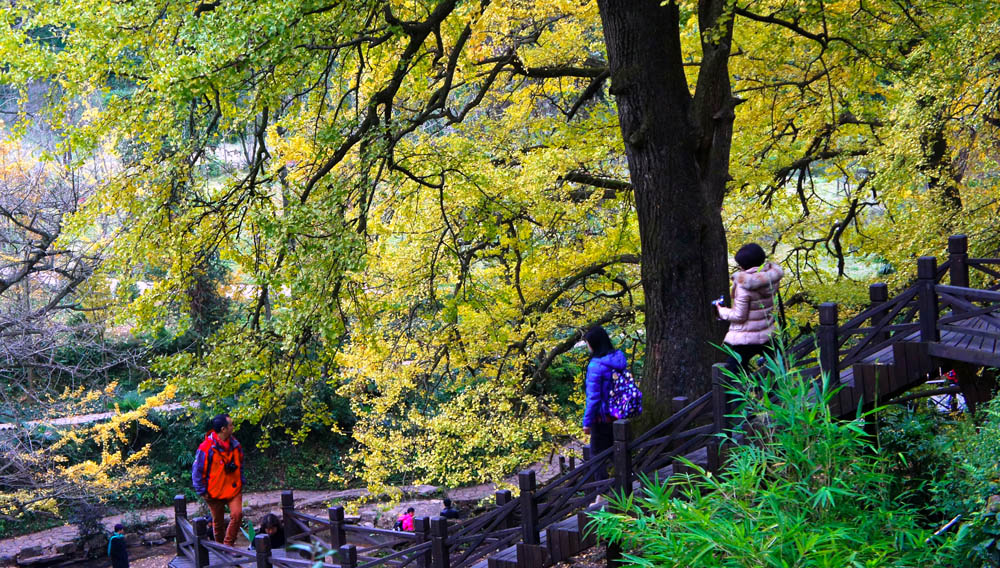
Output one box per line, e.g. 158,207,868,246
583,350,627,427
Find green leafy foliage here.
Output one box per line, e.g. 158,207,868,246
104,411,350,511
928,397,1000,518
588,354,952,567
880,394,1000,566
965,504,1000,568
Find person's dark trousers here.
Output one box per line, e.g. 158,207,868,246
589,422,614,481
723,343,775,378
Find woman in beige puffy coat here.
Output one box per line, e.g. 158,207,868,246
715,243,783,374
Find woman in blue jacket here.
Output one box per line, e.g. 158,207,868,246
582,326,627,478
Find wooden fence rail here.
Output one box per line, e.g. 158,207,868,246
172,378,729,568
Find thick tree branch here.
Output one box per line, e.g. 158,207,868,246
511,63,609,79
525,254,640,314
559,170,631,201
567,68,611,121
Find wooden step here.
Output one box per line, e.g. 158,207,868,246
546,514,589,563
488,546,517,568
546,525,579,564
490,509,599,568
517,543,550,568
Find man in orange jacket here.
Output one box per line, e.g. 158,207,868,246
192,414,245,546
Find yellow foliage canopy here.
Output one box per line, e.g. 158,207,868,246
0,0,996,493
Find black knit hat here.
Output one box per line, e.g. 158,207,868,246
734,243,766,270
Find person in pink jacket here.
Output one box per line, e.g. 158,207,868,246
394,507,415,531
715,243,784,375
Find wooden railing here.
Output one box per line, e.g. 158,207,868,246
172,376,731,568
172,233,1000,568
790,235,1000,384
174,511,279,568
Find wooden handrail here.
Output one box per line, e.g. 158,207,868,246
936,284,1000,303
632,391,713,446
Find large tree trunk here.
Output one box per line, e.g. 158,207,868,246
597,0,736,407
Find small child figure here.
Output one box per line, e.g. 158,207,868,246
394,507,415,531
108,523,129,568
259,513,285,548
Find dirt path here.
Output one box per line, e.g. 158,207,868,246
0,488,385,557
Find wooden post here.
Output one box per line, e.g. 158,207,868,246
559,455,567,474
671,396,689,414
329,506,346,549
612,420,632,497
948,235,969,288
546,524,561,564
194,518,210,568
281,491,297,541
430,517,450,568
174,495,187,557
495,489,514,530
818,302,840,385
918,257,940,342
707,364,727,472
254,534,272,568
577,511,596,548
569,455,576,470
518,470,540,545
339,544,358,568
415,517,432,568
608,421,632,568
869,283,890,345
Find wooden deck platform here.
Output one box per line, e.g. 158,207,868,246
823,310,1000,418
930,313,1000,367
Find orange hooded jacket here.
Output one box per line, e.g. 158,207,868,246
191,432,244,500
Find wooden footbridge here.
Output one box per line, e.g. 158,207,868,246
170,234,1000,568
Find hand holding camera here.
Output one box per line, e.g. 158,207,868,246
712,295,724,320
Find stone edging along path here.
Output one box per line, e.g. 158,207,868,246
0,402,197,432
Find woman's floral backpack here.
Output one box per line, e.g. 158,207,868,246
608,369,643,420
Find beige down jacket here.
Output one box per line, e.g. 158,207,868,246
717,262,784,345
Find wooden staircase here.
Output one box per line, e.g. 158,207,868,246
829,342,934,418
486,510,600,568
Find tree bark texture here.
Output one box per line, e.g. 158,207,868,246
596,0,736,406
